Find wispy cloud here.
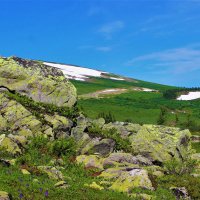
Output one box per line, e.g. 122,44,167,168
98,20,124,39
126,46,200,74
78,45,112,52
96,46,112,52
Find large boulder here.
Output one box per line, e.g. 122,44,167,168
81,138,115,157
129,125,192,163
0,57,77,107
76,155,103,170
103,153,152,168
110,168,154,193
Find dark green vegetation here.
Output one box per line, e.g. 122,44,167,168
163,87,200,99
192,142,200,153
73,79,200,133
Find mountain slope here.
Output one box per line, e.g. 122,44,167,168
0,56,199,200
40,59,200,132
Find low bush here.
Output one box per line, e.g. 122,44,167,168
164,156,197,175
49,137,76,157
158,175,200,199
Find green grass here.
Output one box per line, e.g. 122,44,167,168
78,90,200,130
0,136,135,200
192,142,200,153
71,77,176,95
72,78,200,132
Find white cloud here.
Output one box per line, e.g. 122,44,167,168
126,46,200,74
98,20,124,39
96,46,112,52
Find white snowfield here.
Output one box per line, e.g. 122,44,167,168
44,62,106,81
177,92,200,100
110,77,125,81
142,88,154,92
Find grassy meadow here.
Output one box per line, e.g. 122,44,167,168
73,79,200,130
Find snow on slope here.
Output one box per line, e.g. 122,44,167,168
177,92,200,100
44,62,107,81
110,77,125,81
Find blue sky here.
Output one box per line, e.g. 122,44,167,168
1,0,200,87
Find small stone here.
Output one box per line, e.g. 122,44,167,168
21,169,31,175
170,187,191,200
54,181,68,189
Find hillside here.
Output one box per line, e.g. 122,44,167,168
0,56,200,200
38,59,200,134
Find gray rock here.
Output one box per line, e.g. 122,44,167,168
171,187,191,200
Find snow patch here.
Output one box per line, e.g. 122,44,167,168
43,62,107,81
142,88,154,92
110,77,125,81
177,92,200,100
100,89,125,93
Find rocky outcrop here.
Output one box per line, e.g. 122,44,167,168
130,125,192,163
0,91,74,154
0,57,77,107
0,56,197,200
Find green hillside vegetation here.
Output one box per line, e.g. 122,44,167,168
71,77,175,95
75,81,200,130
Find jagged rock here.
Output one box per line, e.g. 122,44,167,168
100,167,129,179
44,114,72,139
110,168,154,193
81,138,115,157
7,134,28,147
76,155,103,170
0,57,77,107
0,92,42,135
37,166,63,180
103,153,152,168
129,125,192,163
21,169,31,175
170,187,191,200
0,191,10,200
54,181,69,189
0,134,21,155
103,153,135,168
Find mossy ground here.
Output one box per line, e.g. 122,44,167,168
1,135,200,200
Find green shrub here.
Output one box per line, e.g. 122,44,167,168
164,157,197,175
49,137,76,157
158,175,200,199
97,112,116,123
